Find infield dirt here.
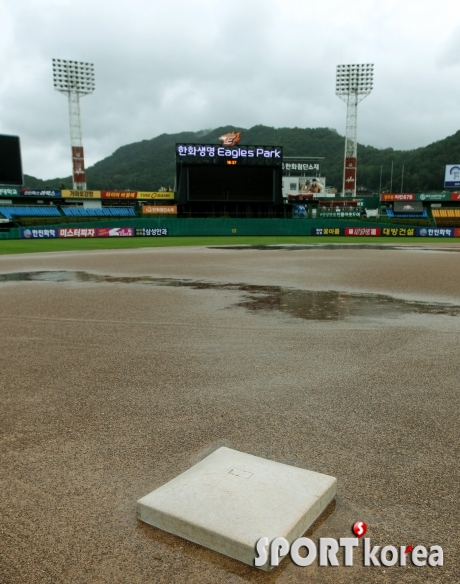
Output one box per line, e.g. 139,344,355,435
1,244,459,583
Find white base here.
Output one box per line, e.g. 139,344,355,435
137,447,336,570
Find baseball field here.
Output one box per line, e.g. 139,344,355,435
1,242,459,583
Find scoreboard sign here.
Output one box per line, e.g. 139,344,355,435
176,144,283,166
0,134,23,186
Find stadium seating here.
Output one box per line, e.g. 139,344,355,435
432,208,460,227
61,207,135,217
0,206,61,220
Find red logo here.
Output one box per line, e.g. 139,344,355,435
218,131,242,146
352,521,367,537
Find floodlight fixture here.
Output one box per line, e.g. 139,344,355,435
52,59,95,190
336,63,374,197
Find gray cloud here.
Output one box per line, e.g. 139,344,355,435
1,0,459,179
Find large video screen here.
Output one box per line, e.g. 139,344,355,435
0,135,23,186
187,165,275,202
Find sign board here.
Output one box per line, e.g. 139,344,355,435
282,160,320,175
344,157,357,191
58,228,96,238
0,187,20,197
137,191,175,199
345,228,381,236
382,228,416,237
444,165,460,188
102,191,137,199
416,228,456,237
311,228,344,235
21,228,58,238
0,135,23,186
382,192,460,202
381,193,415,201
72,146,86,184
62,190,101,198
283,177,326,202
135,228,169,236
318,208,361,218
96,227,134,237
142,205,177,214
176,144,283,166
20,189,61,198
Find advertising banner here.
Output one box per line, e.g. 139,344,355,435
382,228,416,237
318,208,361,218
137,191,175,199
416,228,455,237
20,189,61,198
21,228,58,238
176,144,283,166
0,187,19,197
72,146,86,184
444,165,460,188
62,190,101,199
282,161,320,175
285,177,326,202
142,205,177,214
418,193,450,201
455,229,460,237
135,228,169,236
102,191,137,199
381,193,415,201
311,228,344,236
301,177,325,196
58,228,96,238
383,192,460,202
96,227,134,237
344,157,357,191
345,227,381,236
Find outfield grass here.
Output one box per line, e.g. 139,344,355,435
0,236,459,255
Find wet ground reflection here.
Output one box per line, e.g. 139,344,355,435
208,244,460,252
1,270,459,321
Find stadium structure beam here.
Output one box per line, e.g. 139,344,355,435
52,59,95,190
336,64,373,197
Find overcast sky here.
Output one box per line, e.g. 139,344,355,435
1,0,460,179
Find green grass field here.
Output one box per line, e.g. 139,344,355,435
1,236,459,255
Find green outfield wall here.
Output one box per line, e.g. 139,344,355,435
0,217,426,240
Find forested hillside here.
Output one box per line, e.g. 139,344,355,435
24,125,460,193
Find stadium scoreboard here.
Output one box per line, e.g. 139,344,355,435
175,143,283,205
0,135,23,187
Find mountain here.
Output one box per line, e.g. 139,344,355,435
23,125,460,193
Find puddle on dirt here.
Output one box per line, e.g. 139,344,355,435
1,270,459,321
208,244,460,252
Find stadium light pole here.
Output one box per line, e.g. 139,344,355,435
52,59,95,190
336,64,373,197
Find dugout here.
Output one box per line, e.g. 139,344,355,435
175,144,284,218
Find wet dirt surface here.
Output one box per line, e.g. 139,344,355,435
1,270,460,321
208,243,460,252
0,246,459,583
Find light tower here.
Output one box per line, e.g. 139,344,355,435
336,64,373,197
52,59,95,190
